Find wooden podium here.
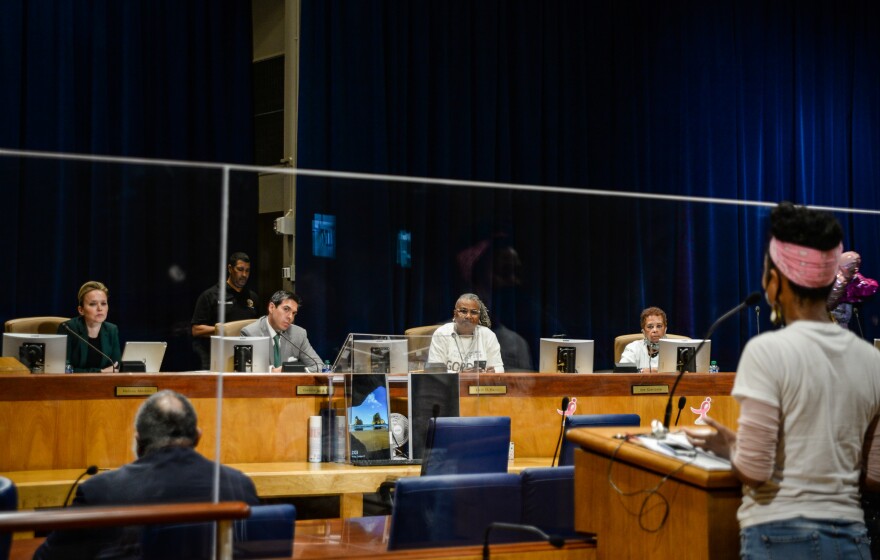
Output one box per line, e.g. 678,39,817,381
568,427,740,559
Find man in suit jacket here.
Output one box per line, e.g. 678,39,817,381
241,290,323,371
34,390,260,560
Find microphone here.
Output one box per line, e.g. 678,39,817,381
754,305,760,335
673,396,686,426
277,331,322,372
661,292,761,431
854,306,865,338
551,397,570,467
62,323,118,372
483,522,564,559
63,465,99,506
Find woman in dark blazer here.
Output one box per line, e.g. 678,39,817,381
57,281,121,372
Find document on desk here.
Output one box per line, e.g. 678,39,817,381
635,432,732,471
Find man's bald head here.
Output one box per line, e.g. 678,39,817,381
134,390,200,457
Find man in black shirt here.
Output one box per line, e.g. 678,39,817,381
190,252,259,369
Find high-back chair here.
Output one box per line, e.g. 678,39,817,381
141,503,296,560
520,466,575,538
421,416,511,476
404,324,441,365
4,317,69,335
559,414,640,467
613,333,689,363
388,473,522,550
214,320,257,338
0,476,17,560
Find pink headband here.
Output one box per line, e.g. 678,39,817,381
768,237,842,288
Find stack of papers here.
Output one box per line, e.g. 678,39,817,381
635,432,732,471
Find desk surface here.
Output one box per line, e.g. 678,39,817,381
10,516,596,560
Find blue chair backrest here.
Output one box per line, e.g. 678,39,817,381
388,473,522,550
0,476,17,560
141,503,295,560
559,414,640,466
421,416,511,476
520,466,575,537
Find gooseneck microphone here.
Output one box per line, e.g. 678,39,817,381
63,465,99,506
483,522,564,559
673,396,687,426
754,305,761,335
63,323,118,372
662,292,762,431
551,396,570,467
277,331,321,372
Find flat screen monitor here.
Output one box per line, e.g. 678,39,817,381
2,333,67,373
407,372,460,460
210,336,272,373
121,341,167,372
657,338,710,373
352,339,408,374
538,338,594,373
347,373,392,461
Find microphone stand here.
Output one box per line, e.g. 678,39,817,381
660,292,761,434
278,331,322,372
63,323,118,372
483,522,564,560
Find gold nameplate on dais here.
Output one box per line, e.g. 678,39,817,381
115,386,158,397
631,384,669,395
297,385,330,396
468,385,507,395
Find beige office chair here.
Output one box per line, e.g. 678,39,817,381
405,324,442,364
214,319,258,337
613,333,689,363
5,317,70,334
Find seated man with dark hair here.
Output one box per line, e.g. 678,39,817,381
34,390,259,560
241,290,323,372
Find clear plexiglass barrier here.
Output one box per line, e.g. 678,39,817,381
2,150,879,530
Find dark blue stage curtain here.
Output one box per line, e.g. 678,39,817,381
1,0,256,371
298,0,880,370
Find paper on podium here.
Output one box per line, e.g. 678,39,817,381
635,432,732,471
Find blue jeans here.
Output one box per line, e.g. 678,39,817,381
741,518,871,559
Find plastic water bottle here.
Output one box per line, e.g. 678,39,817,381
708,360,719,374
322,360,331,373
65,361,74,374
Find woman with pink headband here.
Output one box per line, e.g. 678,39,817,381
685,202,880,558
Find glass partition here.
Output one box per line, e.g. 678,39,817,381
2,150,879,538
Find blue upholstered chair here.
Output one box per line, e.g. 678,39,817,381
141,503,296,560
520,466,575,538
0,476,17,560
558,413,640,466
420,416,511,476
388,473,522,550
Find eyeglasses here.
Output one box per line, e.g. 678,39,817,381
455,308,481,317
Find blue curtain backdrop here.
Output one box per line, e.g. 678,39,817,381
297,0,880,370
1,0,256,370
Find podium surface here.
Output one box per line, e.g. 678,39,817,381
568,427,740,559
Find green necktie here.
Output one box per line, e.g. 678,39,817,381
273,333,281,367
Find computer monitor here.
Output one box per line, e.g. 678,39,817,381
2,333,67,373
407,372,460,460
351,339,408,374
346,373,392,461
538,338,594,373
210,336,272,373
657,338,710,373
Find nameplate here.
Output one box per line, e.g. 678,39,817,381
631,384,669,395
296,385,329,396
468,385,507,395
115,386,158,397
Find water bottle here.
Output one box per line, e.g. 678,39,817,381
322,360,331,373
65,361,74,374
708,360,719,374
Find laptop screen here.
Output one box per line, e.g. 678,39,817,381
347,374,392,461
